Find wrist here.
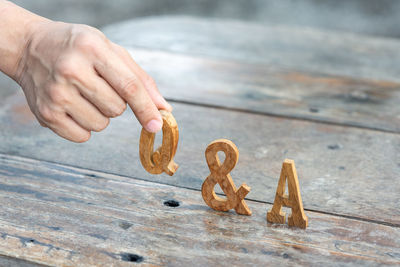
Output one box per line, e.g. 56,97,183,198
0,1,49,80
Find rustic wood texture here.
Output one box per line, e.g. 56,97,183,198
103,16,400,82
267,159,308,229
0,154,399,266
1,16,400,265
0,255,47,267
139,110,179,176
0,91,399,226
128,49,400,133
202,139,252,215
103,18,400,133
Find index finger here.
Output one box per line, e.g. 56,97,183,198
94,50,162,133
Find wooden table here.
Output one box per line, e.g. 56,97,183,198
0,16,399,266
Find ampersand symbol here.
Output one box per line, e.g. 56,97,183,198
201,139,252,215
139,110,179,176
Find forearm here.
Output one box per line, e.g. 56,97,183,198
0,1,47,80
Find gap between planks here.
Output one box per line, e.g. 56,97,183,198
0,254,49,267
1,152,399,229
165,98,400,135
118,46,400,135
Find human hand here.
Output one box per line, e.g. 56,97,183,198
14,20,171,142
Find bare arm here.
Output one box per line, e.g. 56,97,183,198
0,0,171,142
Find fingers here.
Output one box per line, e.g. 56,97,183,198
111,44,172,112
21,22,168,143
41,111,91,143
65,91,110,132
94,51,163,133
53,115,91,143
35,85,108,141
73,69,127,118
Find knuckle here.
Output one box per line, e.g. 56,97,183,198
110,102,127,118
73,28,106,55
74,33,97,52
55,58,77,79
85,85,98,98
80,24,106,38
119,77,140,97
91,27,106,39
37,105,56,123
134,107,148,119
48,86,71,106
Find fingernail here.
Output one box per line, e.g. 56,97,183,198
146,119,162,133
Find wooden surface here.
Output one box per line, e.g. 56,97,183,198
103,16,400,82
1,91,399,226
0,154,399,266
103,17,400,133
126,49,400,133
0,16,399,266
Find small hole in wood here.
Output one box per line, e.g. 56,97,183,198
121,253,144,263
282,253,290,259
119,221,133,230
28,239,35,243
309,107,319,113
164,200,180,207
328,144,340,150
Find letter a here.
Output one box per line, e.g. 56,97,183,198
267,159,308,229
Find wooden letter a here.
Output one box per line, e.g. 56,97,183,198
267,159,308,229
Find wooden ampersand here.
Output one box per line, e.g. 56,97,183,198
139,110,179,176
201,139,252,216
267,159,308,229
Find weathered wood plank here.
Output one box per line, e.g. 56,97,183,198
2,48,399,133
0,91,399,225
0,255,47,267
103,16,400,82
129,49,400,133
103,17,400,133
0,154,399,266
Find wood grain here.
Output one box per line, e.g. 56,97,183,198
202,139,251,215
0,91,399,226
267,159,308,229
0,154,399,266
103,17,400,133
104,16,400,82
127,49,400,133
0,255,47,267
139,110,179,176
